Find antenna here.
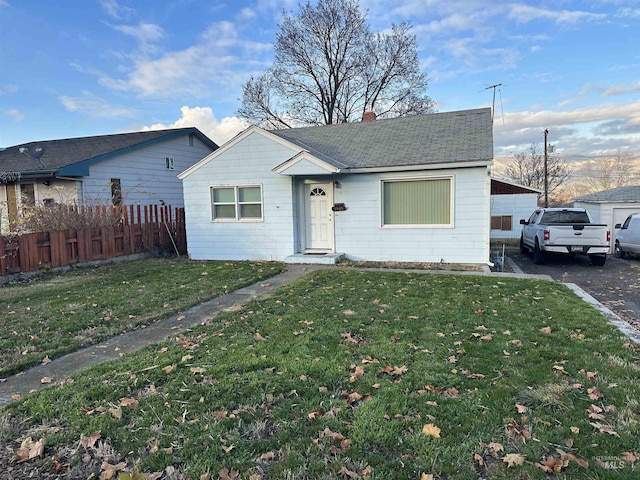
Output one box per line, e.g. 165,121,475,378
483,83,504,124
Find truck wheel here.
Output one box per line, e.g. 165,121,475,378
533,241,546,264
590,255,606,266
615,242,626,259
519,235,528,254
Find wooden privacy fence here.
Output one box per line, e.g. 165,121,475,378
0,205,187,276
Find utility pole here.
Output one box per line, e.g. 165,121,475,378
544,129,549,208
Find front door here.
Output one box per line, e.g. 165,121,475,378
305,183,334,251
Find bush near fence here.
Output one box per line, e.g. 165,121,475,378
0,204,186,276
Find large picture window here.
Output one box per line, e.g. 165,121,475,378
211,185,262,221
382,177,452,226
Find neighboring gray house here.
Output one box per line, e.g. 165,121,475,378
0,128,218,233
179,108,494,265
573,185,640,249
490,178,541,240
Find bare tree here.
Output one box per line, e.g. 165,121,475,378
237,0,434,127
504,143,573,206
580,149,640,192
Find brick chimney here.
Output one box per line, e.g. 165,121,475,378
362,110,377,122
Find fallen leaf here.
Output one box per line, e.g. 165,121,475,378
99,461,127,480
564,438,574,448
181,354,193,362
350,365,365,383
589,422,620,437
420,475,434,480
515,403,528,414
422,423,441,438
40,376,53,384
190,367,206,374
254,332,267,341
540,326,552,334
41,356,51,365
260,451,275,461
108,407,122,419
162,364,176,374
80,431,101,449
120,397,139,409
473,452,484,466
218,468,239,480
570,426,580,434
502,453,526,467
15,437,45,463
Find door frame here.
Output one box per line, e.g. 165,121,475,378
302,180,335,253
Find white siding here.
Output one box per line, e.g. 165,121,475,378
183,132,491,264
182,132,296,261
574,201,640,250
490,193,538,239
332,168,490,263
83,136,213,207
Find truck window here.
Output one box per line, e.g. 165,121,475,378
540,211,590,224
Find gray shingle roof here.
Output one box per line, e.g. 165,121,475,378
574,185,640,203
0,128,217,177
271,108,493,169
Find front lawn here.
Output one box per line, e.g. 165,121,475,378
0,258,283,378
2,269,639,479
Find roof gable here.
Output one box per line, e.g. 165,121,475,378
273,151,343,175
179,126,306,179
0,128,218,178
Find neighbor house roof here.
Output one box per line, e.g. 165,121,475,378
574,185,640,203
0,128,218,178
271,107,493,170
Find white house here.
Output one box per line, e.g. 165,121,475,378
573,185,640,250
0,128,218,233
490,178,541,240
179,108,494,265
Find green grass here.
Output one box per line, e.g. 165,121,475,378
3,269,640,479
0,257,283,377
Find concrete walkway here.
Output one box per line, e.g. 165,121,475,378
0,264,325,406
1,262,636,407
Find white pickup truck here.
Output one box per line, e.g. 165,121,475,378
519,208,610,266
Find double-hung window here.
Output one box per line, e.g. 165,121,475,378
381,177,453,227
211,185,262,221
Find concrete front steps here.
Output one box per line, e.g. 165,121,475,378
284,252,345,265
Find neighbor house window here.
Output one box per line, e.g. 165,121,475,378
382,177,452,226
111,178,122,206
211,185,262,221
491,215,513,231
165,157,174,170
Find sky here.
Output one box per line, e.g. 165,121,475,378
1,0,639,167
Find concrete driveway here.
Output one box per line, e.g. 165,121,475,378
505,247,640,331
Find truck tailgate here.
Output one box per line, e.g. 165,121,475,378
547,224,608,245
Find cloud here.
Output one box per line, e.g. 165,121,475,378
507,4,607,24
142,106,249,145
5,109,25,121
59,92,136,119
100,0,135,20
494,100,640,158
603,81,640,96
99,20,272,101
112,22,166,45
